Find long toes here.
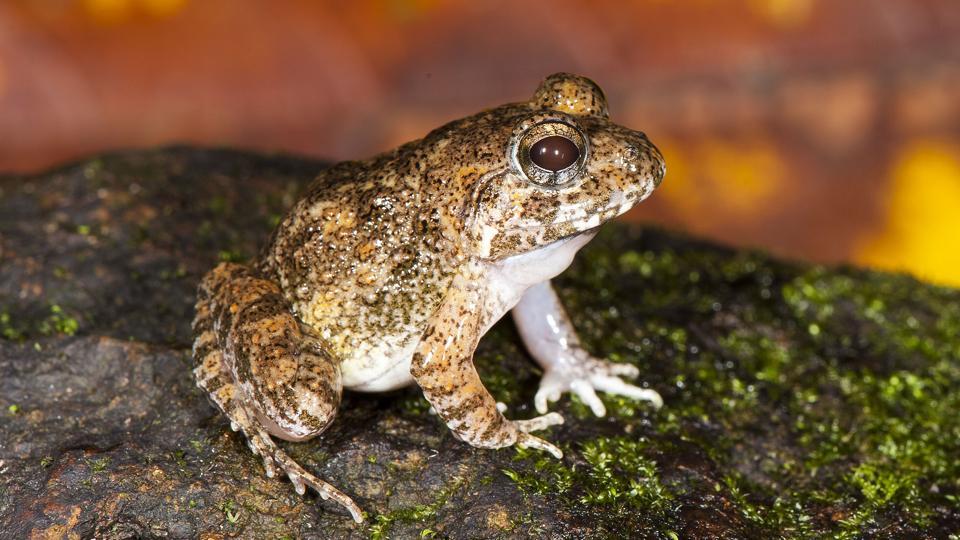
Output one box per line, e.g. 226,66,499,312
262,456,277,478
571,379,606,417
516,432,563,459
533,385,563,415
515,412,564,433
298,472,365,524
535,379,567,414
605,362,640,378
534,389,550,415
593,376,664,408
288,472,307,495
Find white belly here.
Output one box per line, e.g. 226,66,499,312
340,330,418,392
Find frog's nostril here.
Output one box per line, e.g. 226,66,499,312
530,136,580,172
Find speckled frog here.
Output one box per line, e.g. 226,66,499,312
192,73,665,522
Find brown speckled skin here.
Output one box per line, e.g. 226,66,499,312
191,73,665,521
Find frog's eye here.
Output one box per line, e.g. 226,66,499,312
512,120,588,187
530,136,579,172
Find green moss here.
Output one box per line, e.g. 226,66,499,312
369,476,466,540
88,457,110,474
513,228,960,536
503,437,674,534
396,390,432,417
502,446,573,497
579,437,671,516
0,311,23,340
207,195,229,215
721,473,814,537
220,499,241,524
217,249,247,263
38,305,79,336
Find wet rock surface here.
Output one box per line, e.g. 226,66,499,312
1,148,958,539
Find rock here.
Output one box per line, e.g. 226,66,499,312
1,147,958,539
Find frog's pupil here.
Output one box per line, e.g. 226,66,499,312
529,136,579,172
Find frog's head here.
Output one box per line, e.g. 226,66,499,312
456,73,665,260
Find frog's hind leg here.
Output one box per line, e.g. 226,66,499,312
192,262,363,523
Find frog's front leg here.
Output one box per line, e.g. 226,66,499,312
192,263,362,522
411,274,564,458
512,281,663,417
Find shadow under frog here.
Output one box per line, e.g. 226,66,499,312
191,73,666,522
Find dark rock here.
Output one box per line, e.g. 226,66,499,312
1,147,958,539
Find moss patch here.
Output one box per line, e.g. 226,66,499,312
497,227,960,537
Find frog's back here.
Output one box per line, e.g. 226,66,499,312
258,151,457,390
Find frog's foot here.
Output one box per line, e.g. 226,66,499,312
514,412,565,459
534,353,662,417
257,432,364,524
193,359,363,523
229,403,363,523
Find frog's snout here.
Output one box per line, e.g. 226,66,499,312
612,128,666,193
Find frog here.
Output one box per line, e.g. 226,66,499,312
191,73,666,523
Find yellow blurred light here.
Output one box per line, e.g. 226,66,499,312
856,141,960,286
749,0,815,27
702,140,782,214
141,0,188,17
83,0,187,22
83,0,132,23
657,141,699,216
658,138,783,224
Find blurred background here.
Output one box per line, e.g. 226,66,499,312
1,0,958,285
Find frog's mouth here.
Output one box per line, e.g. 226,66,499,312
484,203,626,261
549,224,601,246
474,167,660,259
515,188,643,240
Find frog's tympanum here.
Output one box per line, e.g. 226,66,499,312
192,73,665,522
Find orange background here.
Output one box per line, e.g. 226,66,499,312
2,0,959,285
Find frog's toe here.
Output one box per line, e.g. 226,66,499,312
606,362,640,378
246,439,278,478
535,357,661,417
592,374,663,409
534,386,563,415
516,432,563,459
571,378,607,417
512,413,564,458
515,411,564,433
536,368,608,416
279,457,364,523
288,472,307,495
